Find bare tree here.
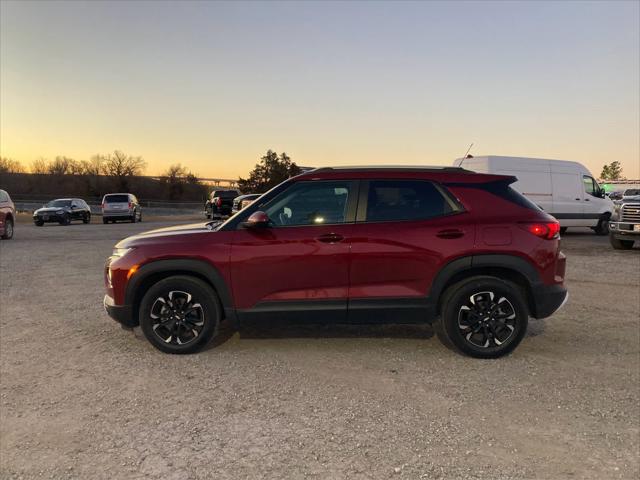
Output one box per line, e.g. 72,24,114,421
31,158,48,174
47,156,78,175
0,157,25,174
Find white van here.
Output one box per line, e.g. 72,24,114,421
453,156,613,234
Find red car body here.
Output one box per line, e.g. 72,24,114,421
104,167,567,356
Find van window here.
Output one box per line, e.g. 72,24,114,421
583,176,599,197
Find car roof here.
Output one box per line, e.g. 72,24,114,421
295,166,511,184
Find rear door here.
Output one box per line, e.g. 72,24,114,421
347,179,475,323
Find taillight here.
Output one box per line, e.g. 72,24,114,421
521,222,560,240
215,197,222,207
128,202,132,209
101,202,105,209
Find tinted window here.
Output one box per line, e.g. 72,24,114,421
365,180,456,222
263,181,353,226
104,195,129,203
214,190,240,198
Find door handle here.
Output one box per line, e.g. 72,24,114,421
436,229,464,239
316,233,344,244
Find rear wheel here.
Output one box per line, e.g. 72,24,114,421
610,235,634,250
1,218,13,239
560,227,568,234
131,212,136,223
139,276,220,354
83,213,91,224
103,217,109,224
436,276,529,358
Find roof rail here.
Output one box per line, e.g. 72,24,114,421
309,165,473,173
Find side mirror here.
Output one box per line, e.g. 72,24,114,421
242,211,270,229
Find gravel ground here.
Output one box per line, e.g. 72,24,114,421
1,219,638,480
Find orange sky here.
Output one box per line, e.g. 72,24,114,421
1,1,638,180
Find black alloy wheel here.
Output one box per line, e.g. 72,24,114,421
139,276,220,354
437,276,528,358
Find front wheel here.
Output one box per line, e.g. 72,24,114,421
139,276,221,354
83,213,91,224
610,235,634,250
592,217,610,235
436,276,529,358
1,218,13,239
59,214,71,226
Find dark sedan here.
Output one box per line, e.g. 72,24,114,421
33,198,92,226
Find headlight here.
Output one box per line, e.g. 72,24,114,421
111,247,133,258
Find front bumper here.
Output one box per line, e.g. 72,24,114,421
609,221,640,240
103,294,136,328
530,284,568,319
33,213,65,223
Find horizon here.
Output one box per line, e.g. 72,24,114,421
1,0,639,179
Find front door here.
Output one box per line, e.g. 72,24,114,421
230,180,358,322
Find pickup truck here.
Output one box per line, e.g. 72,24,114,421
609,192,640,249
204,189,241,219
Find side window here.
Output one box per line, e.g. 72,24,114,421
364,180,457,223
0,191,7,202
583,176,597,197
71,200,80,208
263,181,354,227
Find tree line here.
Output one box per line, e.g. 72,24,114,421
0,149,303,201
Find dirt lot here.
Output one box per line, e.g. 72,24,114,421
1,218,638,480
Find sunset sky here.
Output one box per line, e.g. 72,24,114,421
1,0,638,180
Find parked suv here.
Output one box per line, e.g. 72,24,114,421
33,198,91,226
231,193,262,214
102,193,142,224
104,166,568,358
204,189,241,219
0,189,15,239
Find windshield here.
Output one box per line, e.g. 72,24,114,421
46,199,71,208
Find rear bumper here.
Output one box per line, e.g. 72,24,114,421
103,294,136,328
103,211,133,218
531,284,568,319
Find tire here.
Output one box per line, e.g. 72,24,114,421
592,216,610,236
59,214,71,226
139,275,221,354
610,235,634,250
103,217,109,224
560,227,568,235
138,212,142,222
435,276,529,359
1,218,13,239
35,220,44,227
131,212,136,223
83,214,91,224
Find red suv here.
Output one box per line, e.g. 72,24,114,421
104,166,567,358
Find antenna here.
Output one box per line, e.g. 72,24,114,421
463,143,474,158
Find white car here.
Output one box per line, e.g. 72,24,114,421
102,193,142,224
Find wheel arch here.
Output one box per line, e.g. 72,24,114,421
125,259,235,326
431,254,541,316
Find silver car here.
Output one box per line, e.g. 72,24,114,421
102,193,142,224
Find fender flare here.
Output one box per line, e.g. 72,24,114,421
124,258,234,319
429,254,541,302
